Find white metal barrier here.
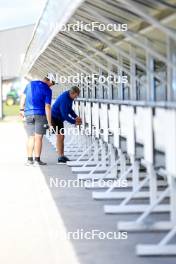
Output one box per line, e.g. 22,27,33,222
46,100,176,257
135,108,176,256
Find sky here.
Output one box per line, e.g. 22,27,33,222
0,0,46,30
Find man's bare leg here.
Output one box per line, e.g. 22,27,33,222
33,133,47,165
56,134,64,156
27,136,35,158
34,133,43,158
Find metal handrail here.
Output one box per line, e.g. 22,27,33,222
75,97,176,109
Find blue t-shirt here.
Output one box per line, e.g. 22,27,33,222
51,91,77,124
24,80,52,116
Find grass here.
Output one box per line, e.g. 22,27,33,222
3,102,20,116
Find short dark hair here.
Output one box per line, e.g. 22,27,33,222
70,86,80,95
43,77,55,85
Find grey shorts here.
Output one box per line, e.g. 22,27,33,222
25,115,47,136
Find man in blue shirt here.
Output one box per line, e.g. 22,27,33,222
51,86,82,164
20,77,55,166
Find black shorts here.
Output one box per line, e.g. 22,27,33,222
25,115,47,136
51,116,64,135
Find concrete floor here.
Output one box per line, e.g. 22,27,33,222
0,119,79,264
41,136,176,264
0,118,175,264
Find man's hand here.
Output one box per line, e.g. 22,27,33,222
43,124,53,136
75,116,82,125
19,110,24,119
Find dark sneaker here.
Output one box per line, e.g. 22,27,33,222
33,160,47,166
57,156,67,164
63,156,70,162
25,160,34,166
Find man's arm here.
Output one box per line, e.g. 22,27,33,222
59,102,76,124
70,104,82,125
45,88,52,127
59,101,82,125
45,104,52,127
70,109,77,118
19,93,26,117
